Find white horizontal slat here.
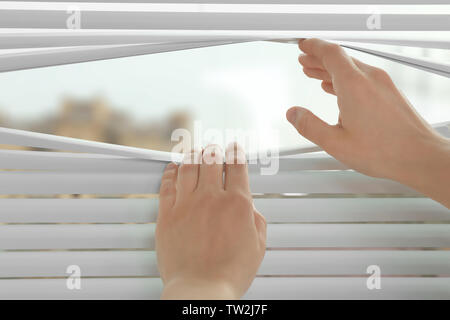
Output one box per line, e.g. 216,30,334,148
0,126,323,162
264,224,450,248
4,1,446,4
1,224,450,250
0,171,418,195
0,251,158,278
250,172,418,194
0,40,239,73
3,1,445,4
331,39,450,50
1,250,449,278
1,11,448,31
0,198,159,223
254,198,450,222
2,36,450,74
1,278,449,300
0,150,168,172
257,250,450,276
1,198,448,223
0,224,154,250
3,33,450,50
0,171,162,195
6,38,444,78
1,123,446,172
245,277,450,300
3,3,449,14
0,121,446,172
0,150,347,172
0,126,179,162
343,44,450,78
0,32,248,49
0,38,450,77
0,278,163,300
3,30,450,49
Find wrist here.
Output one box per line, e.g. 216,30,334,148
395,133,450,207
161,277,240,300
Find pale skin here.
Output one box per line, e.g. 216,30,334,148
289,38,450,208
156,144,266,299
156,38,450,300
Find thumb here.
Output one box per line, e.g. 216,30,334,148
286,106,341,152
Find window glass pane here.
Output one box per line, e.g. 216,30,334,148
0,41,449,153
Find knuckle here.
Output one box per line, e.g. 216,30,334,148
182,150,201,165
162,170,176,180
346,72,370,91
228,191,253,209
259,213,267,226
159,181,175,196
255,210,267,225
345,68,366,83
323,44,345,63
370,67,392,82
203,144,224,164
327,43,343,54
198,188,222,202
225,144,246,164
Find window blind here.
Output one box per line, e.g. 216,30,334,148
0,1,449,76
0,122,449,299
1,1,449,300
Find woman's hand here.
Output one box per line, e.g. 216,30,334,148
156,143,267,299
287,38,450,208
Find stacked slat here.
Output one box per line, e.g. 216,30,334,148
0,1,449,76
0,125,449,299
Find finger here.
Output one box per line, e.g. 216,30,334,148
224,142,250,193
299,51,371,78
286,106,344,154
321,81,336,95
303,67,332,82
299,39,360,82
197,144,224,190
159,162,178,212
298,54,325,70
177,149,201,197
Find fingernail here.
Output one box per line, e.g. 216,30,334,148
203,145,223,165
287,108,306,125
166,162,177,170
226,142,246,164
286,108,298,124
298,38,306,49
182,149,200,165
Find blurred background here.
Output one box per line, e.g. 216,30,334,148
0,40,449,153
